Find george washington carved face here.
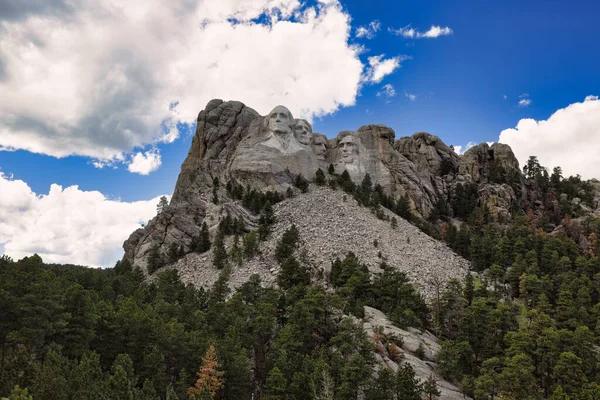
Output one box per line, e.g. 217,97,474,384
266,105,294,135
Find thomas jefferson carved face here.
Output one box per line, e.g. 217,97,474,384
339,135,358,163
294,119,312,145
267,105,293,135
312,135,327,161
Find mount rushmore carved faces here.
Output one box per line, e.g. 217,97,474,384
339,135,358,163
294,119,312,145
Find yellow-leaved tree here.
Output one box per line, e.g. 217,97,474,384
188,345,224,400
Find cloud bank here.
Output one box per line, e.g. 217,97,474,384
0,172,164,267
499,96,600,179
0,0,403,169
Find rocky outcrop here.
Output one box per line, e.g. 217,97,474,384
458,142,520,183
363,306,469,400
477,183,517,221
122,98,522,273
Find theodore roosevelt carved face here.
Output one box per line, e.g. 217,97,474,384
312,134,327,161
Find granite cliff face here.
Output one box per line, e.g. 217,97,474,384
122,99,524,281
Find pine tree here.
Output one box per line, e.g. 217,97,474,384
464,272,474,305
243,232,259,259
328,163,335,175
188,345,224,400
69,352,107,399
294,174,309,193
32,349,68,400
212,232,228,270
264,367,287,400
395,364,423,400
147,245,162,274
315,168,326,186
157,196,169,214
396,195,412,221
423,375,441,400
391,216,398,229
196,222,211,253
5,386,33,400
136,379,159,400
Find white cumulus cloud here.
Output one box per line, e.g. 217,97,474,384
364,55,409,83
0,0,399,167
390,24,453,39
127,149,162,175
404,91,417,101
499,95,600,179
0,172,165,267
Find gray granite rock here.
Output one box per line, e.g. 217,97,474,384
363,306,470,400
122,99,519,274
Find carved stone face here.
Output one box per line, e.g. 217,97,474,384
267,105,293,135
312,135,327,160
294,119,312,145
339,135,358,163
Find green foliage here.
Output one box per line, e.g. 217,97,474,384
396,195,412,221
3,171,600,400
275,224,300,264
452,183,478,219
194,222,211,253
278,257,310,290
242,231,259,259
258,201,276,241
4,386,33,400
395,364,424,400
146,245,162,274
156,196,169,214
315,168,326,186
294,174,309,193
423,374,441,400
212,231,228,270
330,254,429,328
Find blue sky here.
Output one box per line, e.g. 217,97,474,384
1,0,599,266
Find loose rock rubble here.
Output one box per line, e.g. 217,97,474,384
160,186,470,300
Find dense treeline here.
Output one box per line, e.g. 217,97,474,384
3,157,600,399
0,248,430,399
434,214,600,399
432,157,600,399
315,159,600,399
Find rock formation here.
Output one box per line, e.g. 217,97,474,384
122,99,523,288
363,306,470,400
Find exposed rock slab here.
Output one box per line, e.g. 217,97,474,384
363,306,470,400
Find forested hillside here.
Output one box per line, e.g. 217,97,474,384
2,156,600,400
